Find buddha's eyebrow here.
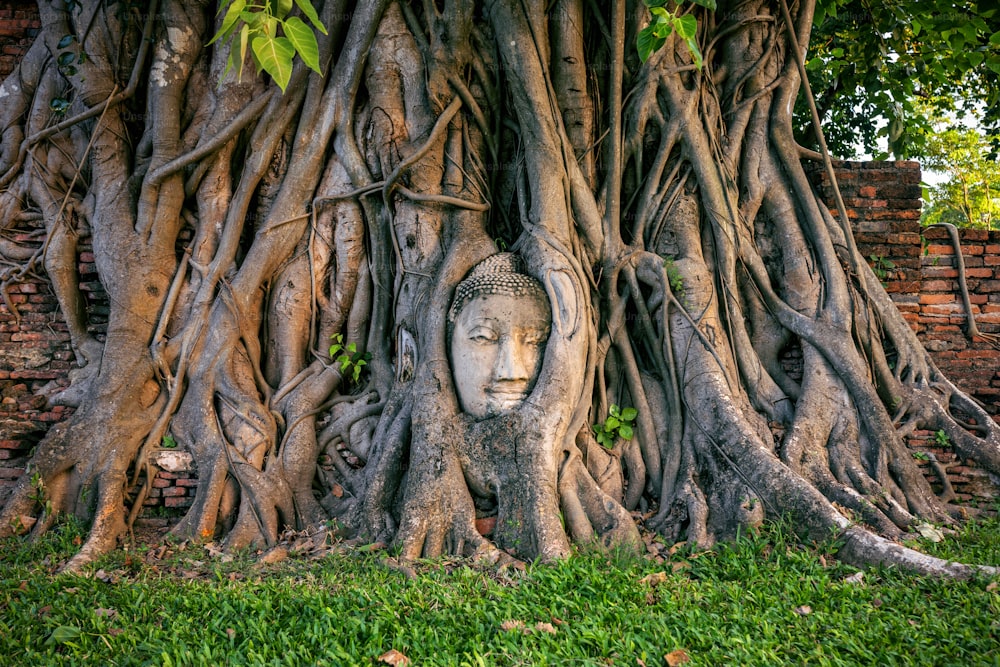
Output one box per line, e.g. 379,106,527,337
464,318,503,329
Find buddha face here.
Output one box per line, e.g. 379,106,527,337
450,291,551,419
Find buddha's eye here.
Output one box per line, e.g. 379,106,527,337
523,328,550,346
468,327,499,344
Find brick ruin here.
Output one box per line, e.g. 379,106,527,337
0,1,38,81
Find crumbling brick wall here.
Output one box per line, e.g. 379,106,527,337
0,2,39,80
811,160,1000,502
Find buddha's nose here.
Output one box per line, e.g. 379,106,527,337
494,337,530,381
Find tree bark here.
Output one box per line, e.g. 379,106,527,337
2,0,998,577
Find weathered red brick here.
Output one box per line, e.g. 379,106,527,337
920,293,957,305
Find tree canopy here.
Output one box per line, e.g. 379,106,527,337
922,120,1000,229
800,0,1000,159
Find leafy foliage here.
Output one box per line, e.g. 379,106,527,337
934,430,952,448
921,122,1000,229
208,0,327,92
593,404,637,448
329,333,367,385
801,0,1000,159
869,254,895,283
637,0,715,66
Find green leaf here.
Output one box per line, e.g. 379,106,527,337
610,404,621,417
238,23,250,80
619,424,634,440
283,16,321,73
57,34,75,49
605,417,620,430
673,14,697,40
643,0,669,7
162,434,177,448
273,0,293,19
294,0,328,34
208,0,246,46
621,407,638,421
684,36,703,69
46,626,82,646
252,34,295,90
690,0,716,10
637,24,666,63
651,17,673,39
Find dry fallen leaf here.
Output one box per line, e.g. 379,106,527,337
640,572,668,586
534,622,557,634
15,515,36,534
916,523,945,543
986,581,998,592
378,649,410,666
258,546,289,565
843,571,865,585
500,620,526,633
665,649,691,666
95,608,118,619
794,605,812,616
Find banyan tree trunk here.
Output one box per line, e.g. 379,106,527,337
0,0,997,578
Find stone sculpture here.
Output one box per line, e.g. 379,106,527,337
448,253,551,419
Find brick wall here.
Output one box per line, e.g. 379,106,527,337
812,160,1000,502
0,220,107,506
0,2,39,80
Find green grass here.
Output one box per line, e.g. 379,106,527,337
1,517,998,666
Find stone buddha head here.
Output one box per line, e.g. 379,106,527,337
448,253,552,419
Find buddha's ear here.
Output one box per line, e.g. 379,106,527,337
543,269,579,339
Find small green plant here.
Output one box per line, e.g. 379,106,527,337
664,257,685,298
28,472,54,517
912,451,930,462
934,429,952,448
636,0,715,66
162,434,177,448
593,404,637,448
869,254,896,282
209,0,328,91
329,333,368,385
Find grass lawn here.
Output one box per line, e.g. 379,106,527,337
1,515,998,666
